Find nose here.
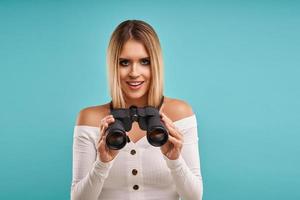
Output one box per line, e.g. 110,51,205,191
129,62,140,78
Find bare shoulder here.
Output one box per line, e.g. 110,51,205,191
161,96,194,122
76,103,111,127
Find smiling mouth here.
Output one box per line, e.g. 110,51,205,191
126,81,144,86
126,81,144,89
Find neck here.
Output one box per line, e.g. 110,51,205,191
123,94,148,108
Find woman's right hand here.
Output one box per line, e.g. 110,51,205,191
97,115,119,163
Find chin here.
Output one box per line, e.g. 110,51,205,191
123,90,148,100
125,93,146,99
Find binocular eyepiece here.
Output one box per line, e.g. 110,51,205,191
105,104,168,150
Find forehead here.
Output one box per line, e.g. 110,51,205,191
119,39,149,59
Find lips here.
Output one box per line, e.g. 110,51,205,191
126,81,144,89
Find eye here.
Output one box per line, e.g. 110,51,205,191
119,59,130,66
140,58,150,65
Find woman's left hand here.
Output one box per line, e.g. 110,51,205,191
160,112,183,160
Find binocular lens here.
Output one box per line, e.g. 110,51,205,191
148,128,168,147
106,131,127,150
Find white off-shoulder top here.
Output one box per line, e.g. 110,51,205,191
71,114,203,200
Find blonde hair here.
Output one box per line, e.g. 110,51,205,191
106,20,164,109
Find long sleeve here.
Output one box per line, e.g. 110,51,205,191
70,126,114,200
164,115,203,200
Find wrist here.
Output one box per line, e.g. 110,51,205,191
95,157,115,170
163,154,184,170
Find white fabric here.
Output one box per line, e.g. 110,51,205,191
71,114,203,200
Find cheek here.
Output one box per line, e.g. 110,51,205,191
118,69,128,80
143,68,151,80
144,70,151,88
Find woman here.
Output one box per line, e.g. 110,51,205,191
71,20,203,200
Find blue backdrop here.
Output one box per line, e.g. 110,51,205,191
1,0,299,199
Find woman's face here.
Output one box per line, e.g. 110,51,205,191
118,39,151,104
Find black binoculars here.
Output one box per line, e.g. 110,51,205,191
105,102,168,150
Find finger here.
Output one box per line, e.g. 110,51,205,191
98,116,115,142
100,115,114,124
107,117,115,124
100,122,109,136
162,118,176,130
97,133,105,151
106,115,114,121
98,125,108,145
162,118,182,140
167,134,183,148
101,117,115,128
102,134,107,150
163,117,182,137
160,112,173,124
160,113,175,130
98,115,115,147
100,121,109,132
98,130,104,144
101,119,114,131
103,117,115,131
161,118,179,135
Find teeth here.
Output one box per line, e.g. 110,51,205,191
128,82,143,86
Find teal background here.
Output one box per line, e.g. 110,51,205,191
0,0,299,199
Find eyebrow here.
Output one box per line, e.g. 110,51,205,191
119,57,150,60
